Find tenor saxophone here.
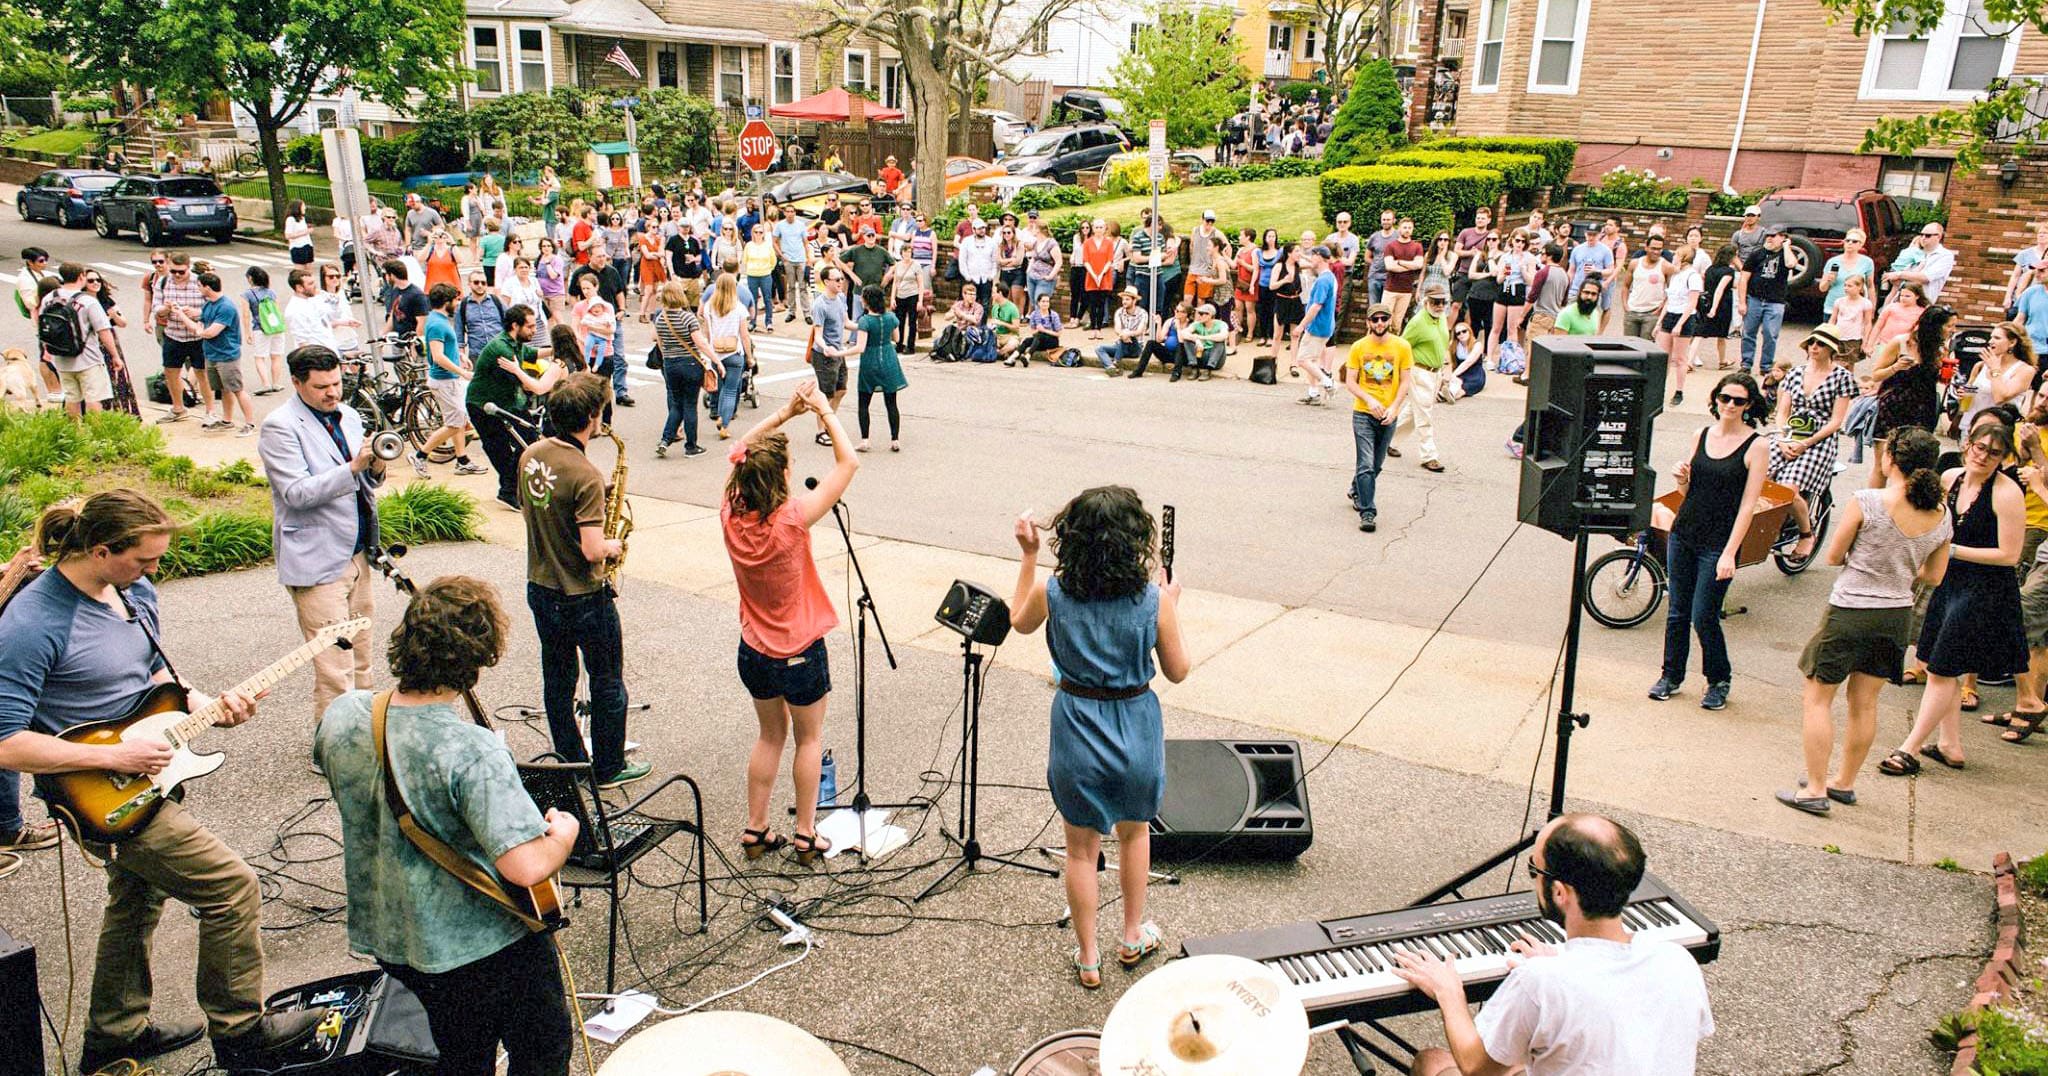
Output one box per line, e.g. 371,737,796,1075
600,423,632,591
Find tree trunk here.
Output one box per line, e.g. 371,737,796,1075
902,47,951,217
255,113,288,233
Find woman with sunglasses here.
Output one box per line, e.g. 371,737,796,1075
1881,419,2027,776
1490,231,1534,357
82,272,141,417
1421,233,1457,312
1650,373,1770,711
1770,326,1859,559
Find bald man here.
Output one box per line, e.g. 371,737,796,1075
1393,814,1714,1075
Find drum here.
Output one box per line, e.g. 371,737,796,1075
595,1011,850,1076
1010,1029,1101,1075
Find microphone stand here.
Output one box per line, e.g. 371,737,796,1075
483,401,537,451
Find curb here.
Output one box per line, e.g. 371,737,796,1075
1952,852,2026,1075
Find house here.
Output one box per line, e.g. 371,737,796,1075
1233,0,1461,84
1005,0,1242,116
1449,0,2048,195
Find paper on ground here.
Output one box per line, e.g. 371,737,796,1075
581,990,656,1043
816,808,909,860
582,736,642,754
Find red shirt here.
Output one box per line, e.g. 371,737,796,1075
878,166,904,194
570,220,594,265
721,500,838,658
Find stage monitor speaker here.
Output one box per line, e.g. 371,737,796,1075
260,970,437,1074
1518,335,1666,538
0,924,42,1076
1150,739,1312,861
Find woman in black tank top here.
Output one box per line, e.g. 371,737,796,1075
1653,373,1771,711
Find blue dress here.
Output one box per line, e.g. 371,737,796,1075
1044,577,1165,834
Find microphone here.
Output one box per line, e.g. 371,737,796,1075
481,402,538,431
804,476,819,490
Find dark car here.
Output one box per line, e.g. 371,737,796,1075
754,170,873,218
1002,124,1130,185
93,175,239,245
16,169,122,228
1046,90,1129,137
1756,188,1910,301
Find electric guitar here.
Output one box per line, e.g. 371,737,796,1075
44,618,371,844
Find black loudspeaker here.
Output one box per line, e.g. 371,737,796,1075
1518,335,1667,538
0,925,42,1076
1150,739,1312,861
259,970,437,1074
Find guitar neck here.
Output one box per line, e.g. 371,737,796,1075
173,632,348,741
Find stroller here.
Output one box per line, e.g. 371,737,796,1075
703,352,760,414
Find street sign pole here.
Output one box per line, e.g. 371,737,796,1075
1148,118,1167,320
322,127,384,377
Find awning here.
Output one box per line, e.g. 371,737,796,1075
464,0,570,17
555,0,770,44
767,87,904,122
591,140,634,155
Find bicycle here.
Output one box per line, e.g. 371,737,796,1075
340,334,443,453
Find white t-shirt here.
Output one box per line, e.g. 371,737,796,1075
1664,266,1703,315
1625,258,1667,314
286,292,340,351
1475,936,1713,1076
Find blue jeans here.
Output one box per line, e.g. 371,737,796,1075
526,582,628,779
1368,276,1386,305
1350,411,1392,518
1026,276,1056,310
1096,339,1141,370
660,359,703,447
747,275,775,329
609,324,629,398
1661,534,1733,686
716,353,745,427
1739,299,1785,373
0,769,22,834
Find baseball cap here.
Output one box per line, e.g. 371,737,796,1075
1026,209,1040,219
1367,302,1394,319
1743,204,1762,216
1203,210,1216,221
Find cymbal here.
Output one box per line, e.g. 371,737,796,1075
1100,954,1309,1076
596,1011,851,1076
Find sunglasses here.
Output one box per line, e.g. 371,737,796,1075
1527,862,1554,881
1367,314,1392,323
1716,392,1750,406
171,268,190,275
1426,297,1447,306
150,259,167,266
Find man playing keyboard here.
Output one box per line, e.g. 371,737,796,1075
1392,813,1713,1075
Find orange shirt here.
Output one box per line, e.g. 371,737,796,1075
424,249,460,292
721,499,838,658
1081,236,1116,291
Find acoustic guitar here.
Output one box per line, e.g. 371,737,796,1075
44,618,371,844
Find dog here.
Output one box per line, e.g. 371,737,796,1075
0,348,45,413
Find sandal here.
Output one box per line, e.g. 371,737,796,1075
1118,922,1163,970
1921,744,1967,769
739,828,787,861
1982,710,2027,727
2004,713,2044,743
790,831,832,866
1960,691,1982,713
1072,949,1102,990
1898,669,1925,686
815,432,833,447
1878,749,1922,776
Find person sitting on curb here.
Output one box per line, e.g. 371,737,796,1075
1099,287,1151,378
1186,303,1229,380
1013,292,1064,368
991,287,1025,362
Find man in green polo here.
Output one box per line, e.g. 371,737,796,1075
1393,282,1451,473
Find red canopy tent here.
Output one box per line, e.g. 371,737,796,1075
767,87,904,123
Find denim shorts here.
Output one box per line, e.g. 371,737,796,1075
737,636,831,706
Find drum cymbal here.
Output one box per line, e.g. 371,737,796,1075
596,1011,851,1076
1010,1029,1101,1075
1100,955,1309,1076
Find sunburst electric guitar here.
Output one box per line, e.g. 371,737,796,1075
44,618,371,844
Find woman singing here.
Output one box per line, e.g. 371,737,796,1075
722,379,857,865
1008,488,1190,989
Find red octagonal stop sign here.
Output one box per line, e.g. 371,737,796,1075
736,120,778,173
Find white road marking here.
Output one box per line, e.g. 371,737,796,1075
92,262,143,277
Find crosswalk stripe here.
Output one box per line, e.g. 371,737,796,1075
92,262,143,277
118,261,158,273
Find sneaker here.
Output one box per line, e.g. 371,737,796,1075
211,1010,325,1069
410,451,430,477
80,1017,205,1076
786,312,797,323
1387,445,1402,458
236,424,256,438
454,459,487,476
1321,372,1336,390
616,395,635,407
1127,370,1143,379
1670,390,1684,406
1647,677,1677,701
1300,391,1320,405
597,760,652,790
1691,356,1704,368
495,493,521,512
201,416,230,430
1421,459,1445,473
684,444,707,457
1358,512,1377,533
1504,440,1524,460
157,411,188,424
1701,681,1730,710
655,440,669,458
0,819,58,851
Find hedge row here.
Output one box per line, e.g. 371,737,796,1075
1198,156,1330,186
1319,165,1504,238
1377,148,1549,193
1422,136,1577,188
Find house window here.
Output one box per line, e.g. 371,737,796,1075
315,107,339,129
516,26,549,92
1474,0,1507,90
471,25,503,95
1862,0,2020,100
1303,27,1320,61
1031,25,1050,53
882,62,902,109
719,45,747,107
1528,0,1588,93
655,44,682,89
1268,24,1293,52
771,44,798,105
1878,156,1952,205
845,48,870,94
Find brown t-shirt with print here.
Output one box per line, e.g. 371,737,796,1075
519,437,608,595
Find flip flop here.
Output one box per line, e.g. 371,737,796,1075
1960,691,1982,713
1878,749,1921,776
1898,669,1925,686
1920,744,1967,770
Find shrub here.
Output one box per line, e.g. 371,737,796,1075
632,89,717,176
2018,854,2048,896
80,410,165,463
0,411,83,486
1008,184,1094,215
1424,136,1577,188
1323,60,1408,167
1320,164,1503,237
380,482,482,545
159,510,273,580
1582,166,1688,212
1380,149,1548,192
932,195,974,238
1043,212,1093,246
1932,1007,2048,1072
359,134,412,181
1199,165,1243,187
1101,154,1182,198
284,134,326,172
1902,201,1950,228
1274,82,1320,107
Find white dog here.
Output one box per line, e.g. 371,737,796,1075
0,348,45,413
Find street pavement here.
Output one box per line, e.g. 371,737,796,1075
0,191,2034,1073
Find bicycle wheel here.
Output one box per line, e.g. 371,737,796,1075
401,389,444,451
1583,548,1667,629
1775,495,1830,575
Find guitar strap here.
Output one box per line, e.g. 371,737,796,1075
370,690,547,933
116,586,183,687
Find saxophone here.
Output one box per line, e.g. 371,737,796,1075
599,423,632,591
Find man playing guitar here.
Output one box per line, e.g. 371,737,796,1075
0,491,323,1074
315,575,580,1075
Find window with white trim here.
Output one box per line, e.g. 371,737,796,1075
882,62,902,109
1474,0,1507,91
471,25,503,95
1267,24,1293,52
1303,27,1320,61
515,26,549,92
1862,0,2021,100
772,43,799,105
1527,0,1588,93
845,48,871,94
719,45,748,108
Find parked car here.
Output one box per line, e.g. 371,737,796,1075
16,169,122,229
970,175,1060,207
1002,124,1131,185
1047,90,1129,137
93,175,238,244
1756,188,1910,301
975,109,1033,153
755,169,873,218
943,156,1008,199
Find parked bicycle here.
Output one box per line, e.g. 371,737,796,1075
340,333,442,453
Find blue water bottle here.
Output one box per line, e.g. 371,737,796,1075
818,749,838,809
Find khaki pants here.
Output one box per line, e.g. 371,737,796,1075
1396,366,1441,463
287,552,375,728
1526,311,1557,339
84,800,264,1045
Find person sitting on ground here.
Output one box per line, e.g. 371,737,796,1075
1133,301,1195,381
1012,292,1063,368
990,288,1024,361
1099,286,1151,377
1186,303,1229,379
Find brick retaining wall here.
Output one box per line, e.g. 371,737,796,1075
1943,148,2047,327
1952,853,2027,1075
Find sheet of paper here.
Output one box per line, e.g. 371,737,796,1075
583,736,642,754
815,808,907,860
581,990,656,1044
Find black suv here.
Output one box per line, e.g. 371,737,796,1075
1002,124,1130,185
93,175,238,245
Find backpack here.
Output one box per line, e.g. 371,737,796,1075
36,293,86,359
1055,347,1082,368
930,324,962,362
1497,338,1528,376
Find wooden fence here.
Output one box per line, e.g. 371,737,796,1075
812,116,996,178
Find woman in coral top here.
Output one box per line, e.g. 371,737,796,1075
422,230,461,294
1080,221,1117,332
721,378,858,865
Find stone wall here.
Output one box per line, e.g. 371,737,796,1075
1942,147,2047,326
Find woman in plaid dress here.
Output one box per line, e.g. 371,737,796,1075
1772,324,1860,558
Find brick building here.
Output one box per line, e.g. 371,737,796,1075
1941,147,2048,325
1450,0,2048,197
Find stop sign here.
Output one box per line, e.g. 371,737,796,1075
736,120,778,173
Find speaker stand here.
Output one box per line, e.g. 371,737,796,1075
914,639,1059,902
1034,846,1180,926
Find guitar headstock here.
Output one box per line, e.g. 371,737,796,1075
313,617,374,648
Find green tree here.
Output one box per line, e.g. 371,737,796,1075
470,91,592,179
632,88,717,176
0,1,78,97
1321,58,1407,166
28,0,467,226
1821,0,2048,164
1108,5,1248,149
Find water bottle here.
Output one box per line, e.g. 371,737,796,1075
818,749,838,809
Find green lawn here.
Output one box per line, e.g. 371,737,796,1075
1080,176,1326,237
223,175,408,209
6,127,99,159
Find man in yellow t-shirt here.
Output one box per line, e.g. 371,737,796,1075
1342,302,1413,532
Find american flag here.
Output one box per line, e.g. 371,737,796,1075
604,41,641,79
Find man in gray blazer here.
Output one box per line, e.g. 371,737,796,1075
258,346,385,730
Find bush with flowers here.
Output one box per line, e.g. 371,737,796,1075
1582,165,1689,212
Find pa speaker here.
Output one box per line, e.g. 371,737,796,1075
0,925,41,1076
1518,335,1666,538
1150,739,1312,861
